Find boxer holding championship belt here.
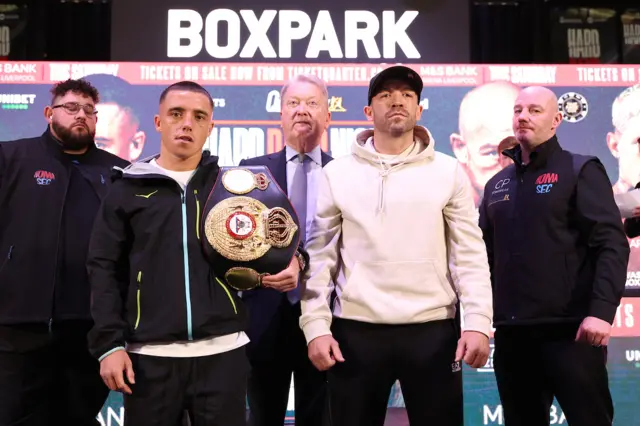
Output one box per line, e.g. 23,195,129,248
202,166,304,290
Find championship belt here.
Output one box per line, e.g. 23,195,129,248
201,166,301,291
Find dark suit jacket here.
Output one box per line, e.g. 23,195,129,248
238,148,333,346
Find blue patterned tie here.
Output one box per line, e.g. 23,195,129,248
287,154,310,304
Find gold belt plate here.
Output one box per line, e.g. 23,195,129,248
204,196,298,262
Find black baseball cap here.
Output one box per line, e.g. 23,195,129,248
367,65,423,105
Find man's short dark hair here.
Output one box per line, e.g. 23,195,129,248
83,74,140,123
50,78,100,105
159,81,213,109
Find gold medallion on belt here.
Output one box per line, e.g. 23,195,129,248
204,189,298,263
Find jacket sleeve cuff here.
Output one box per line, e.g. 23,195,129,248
589,299,619,324
463,313,493,338
301,318,332,344
98,346,126,362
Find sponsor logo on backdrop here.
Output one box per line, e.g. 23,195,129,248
558,92,588,122
483,404,566,424
167,9,421,59
625,349,640,368
328,96,346,112
265,90,347,113
0,93,36,110
266,90,279,113
0,62,37,82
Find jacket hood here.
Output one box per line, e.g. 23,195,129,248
117,150,218,177
351,125,435,165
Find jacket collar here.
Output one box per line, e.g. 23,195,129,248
504,135,561,171
121,150,219,177
41,126,98,160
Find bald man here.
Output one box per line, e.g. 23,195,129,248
479,86,629,426
608,85,640,195
450,81,520,206
606,86,640,290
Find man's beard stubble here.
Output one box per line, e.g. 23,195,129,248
51,120,95,151
387,117,416,137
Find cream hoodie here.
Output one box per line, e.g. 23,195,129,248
300,126,493,343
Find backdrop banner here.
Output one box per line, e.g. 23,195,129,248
549,8,619,64
109,0,470,63
621,9,640,64
1,61,640,425
0,4,28,60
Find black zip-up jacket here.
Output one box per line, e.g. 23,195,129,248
479,136,629,327
87,152,251,360
0,128,129,327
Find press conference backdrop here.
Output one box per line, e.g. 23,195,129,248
1,62,640,425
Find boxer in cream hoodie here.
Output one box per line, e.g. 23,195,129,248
300,66,493,426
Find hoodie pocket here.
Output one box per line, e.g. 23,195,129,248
341,259,457,323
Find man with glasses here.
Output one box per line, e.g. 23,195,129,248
0,78,129,426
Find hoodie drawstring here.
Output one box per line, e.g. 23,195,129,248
375,154,387,214
361,136,424,215
375,154,409,215
378,169,390,214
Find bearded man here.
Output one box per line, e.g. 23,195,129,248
0,78,129,426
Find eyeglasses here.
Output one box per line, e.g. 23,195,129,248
52,102,98,117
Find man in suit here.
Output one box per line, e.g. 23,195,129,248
239,74,333,426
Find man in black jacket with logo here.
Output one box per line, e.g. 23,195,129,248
479,86,629,426
0,79,129,425
88,81,306,426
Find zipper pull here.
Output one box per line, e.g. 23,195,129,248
7,245,13,259
48,318,52,334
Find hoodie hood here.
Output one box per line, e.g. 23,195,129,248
350,126,436,214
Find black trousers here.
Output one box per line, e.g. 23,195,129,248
494,324,613,426
125,346,249,426
247,301,326,426
327,318,463,426
0,322,109,426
